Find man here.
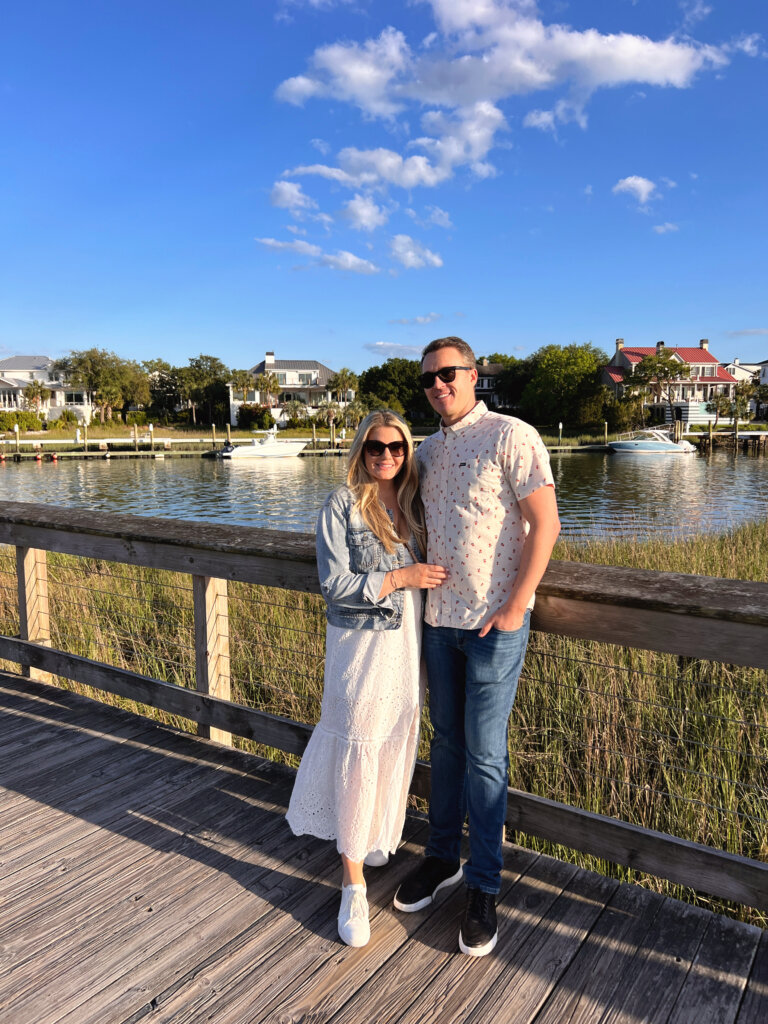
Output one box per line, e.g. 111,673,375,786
393,336,560,957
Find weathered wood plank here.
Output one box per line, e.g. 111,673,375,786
532,883,666,1024
666,913,762,1024
736,929,768,1024
505,787,768,912
598,898,712,1024
192,574,231,745
15,546,50,681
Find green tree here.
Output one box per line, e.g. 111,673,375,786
495,357,533,408
328,368,358,404
519,343,608,426
53,348,135,424
230,370,255,402
705,393,732,429
623,350,691,424
184,354,231,425
282,399,308,425
754,382,768,420
343,398,369,428
731,380,755,426
143,359,181,419
118,361,151,423
358,358,432,420
477,353,517,368
255,371,281,408
22,380,51,414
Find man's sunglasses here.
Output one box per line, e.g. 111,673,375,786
418,366,474,389
364,440,407,458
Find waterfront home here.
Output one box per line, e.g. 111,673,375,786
475,357,505,407
603,338,737,424
0,355,94,424
227,351,345,426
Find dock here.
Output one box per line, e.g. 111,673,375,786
1,672,765,1024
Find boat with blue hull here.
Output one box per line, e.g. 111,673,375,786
608,428,697,455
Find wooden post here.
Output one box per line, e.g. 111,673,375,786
192,575,232,746
312,420,317,450
133,424,139,451
603,421,608,446
212,425,216,448
83,423,88,453
16,546,51,682
226,423,231,443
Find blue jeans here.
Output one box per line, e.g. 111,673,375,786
423,612,531,894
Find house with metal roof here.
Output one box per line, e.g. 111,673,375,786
603,339,737,424
228,352,344,426
0,355,94,423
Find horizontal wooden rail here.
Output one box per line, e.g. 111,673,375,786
2,638,766,912
2,501,767,666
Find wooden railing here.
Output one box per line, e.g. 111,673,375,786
0,500,766,913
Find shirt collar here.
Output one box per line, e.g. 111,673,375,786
441,400,488,435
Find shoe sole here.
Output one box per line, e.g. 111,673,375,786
393,866,464,912
458,928,498,957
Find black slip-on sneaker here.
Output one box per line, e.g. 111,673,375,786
393,856,463,912
458,887,498,957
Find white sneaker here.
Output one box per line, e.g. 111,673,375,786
338,883,370,947
364,849,389,868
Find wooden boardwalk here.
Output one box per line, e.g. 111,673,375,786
0,673,765,1024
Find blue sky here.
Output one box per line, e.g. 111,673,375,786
2,0,766,373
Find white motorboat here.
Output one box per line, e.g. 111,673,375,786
218,430,307,459
608,428,697,455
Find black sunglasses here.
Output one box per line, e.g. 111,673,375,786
364,439,407,458
419,366,474,389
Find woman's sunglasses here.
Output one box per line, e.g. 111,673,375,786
418,365,474,389
364,440,407,458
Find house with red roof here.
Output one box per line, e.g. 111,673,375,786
603,339,737,424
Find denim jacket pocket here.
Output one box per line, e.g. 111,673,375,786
348,529,382,573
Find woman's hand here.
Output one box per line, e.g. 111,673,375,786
397,562,450,590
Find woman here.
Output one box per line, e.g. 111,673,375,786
287,411,448,947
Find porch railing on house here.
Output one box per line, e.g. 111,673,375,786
0,501,766,917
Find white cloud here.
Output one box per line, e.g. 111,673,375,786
724,34,763,58
389,312,442,325
661,177,678,189
270,180,317,211
523,108,557,133
256,237,322,256
613,175,657,206
286,224,308,235
363,341,424,357
343,194,390,231
680,1,713,31
584,184,593,196
653,222,679,234
427,205,453,228
390,234,443,269
255,237,379,274
275,26,411,118
321,250,379,274
726,328,768,337
310,138,331,155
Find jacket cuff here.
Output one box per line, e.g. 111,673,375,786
363,570,394,609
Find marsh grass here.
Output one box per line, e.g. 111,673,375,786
0,521,765,925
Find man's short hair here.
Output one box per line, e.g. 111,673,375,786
421,336,476,367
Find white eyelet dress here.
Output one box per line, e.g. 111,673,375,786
286,548,425,863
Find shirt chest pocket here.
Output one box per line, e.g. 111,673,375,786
348,530,382,572
466,456,504,506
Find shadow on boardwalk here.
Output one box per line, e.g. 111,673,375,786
0,672,765,1024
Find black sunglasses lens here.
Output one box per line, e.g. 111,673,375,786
420,367,458,388
365,440,406,457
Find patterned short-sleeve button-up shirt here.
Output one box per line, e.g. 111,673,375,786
417,401,554,630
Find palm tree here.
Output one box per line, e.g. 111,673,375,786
315,400,341,446
328,368,358,406
255,372,281,408
283,399,308,423
705,393,732,429
230,370,254,402
343,398,368,429
22,380,51,414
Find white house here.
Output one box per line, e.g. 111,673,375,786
603,339,737,424
0,355,94,424
228,352,345,426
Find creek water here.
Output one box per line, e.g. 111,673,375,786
1,449,766,539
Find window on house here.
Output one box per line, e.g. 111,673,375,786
298,373,312,385
276,374,287,385
65,393,85,404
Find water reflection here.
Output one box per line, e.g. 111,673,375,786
1,450,766,538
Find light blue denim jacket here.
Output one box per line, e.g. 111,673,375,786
316,485,423,631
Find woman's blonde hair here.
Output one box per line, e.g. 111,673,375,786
346,410,426,557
